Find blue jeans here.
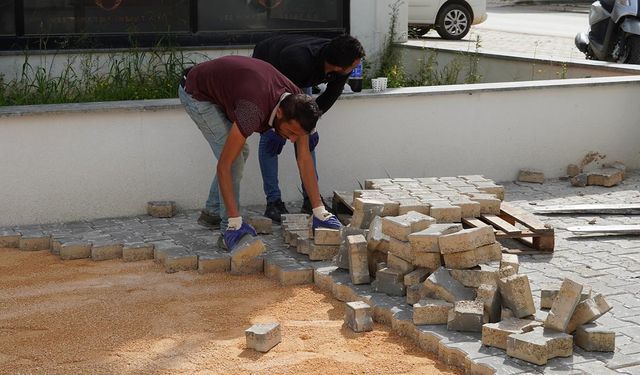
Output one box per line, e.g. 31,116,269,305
258,86,318,203
179,86,249,230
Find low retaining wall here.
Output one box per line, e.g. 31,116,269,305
1,75,639,226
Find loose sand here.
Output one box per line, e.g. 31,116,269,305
0,248,459,375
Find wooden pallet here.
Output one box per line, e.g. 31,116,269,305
463,202,555,253
332,191,355,225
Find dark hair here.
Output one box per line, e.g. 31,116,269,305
324,35,366,68
279,94,322,133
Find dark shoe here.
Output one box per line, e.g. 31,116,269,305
301,196,331,215
264,199,289,223
198,210,221,229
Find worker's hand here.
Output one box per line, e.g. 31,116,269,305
223,217,257,251
311,206,342,230
309,131,319,152
263,129,286,156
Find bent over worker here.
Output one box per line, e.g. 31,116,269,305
178,55,342,250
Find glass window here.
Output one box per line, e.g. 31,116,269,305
198,0,342,32
0,0,15,35
24,0,190,35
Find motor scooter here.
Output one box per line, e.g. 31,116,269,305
575,0,640,63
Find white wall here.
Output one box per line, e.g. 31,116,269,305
1,76,639,226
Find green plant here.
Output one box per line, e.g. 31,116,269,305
556,62,568,79
375,0,407,88
464,35,482,84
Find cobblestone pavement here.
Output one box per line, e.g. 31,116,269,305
2,172,640,374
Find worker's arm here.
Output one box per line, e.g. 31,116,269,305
216,123,247,220
315,73,348,113
295,134,322,209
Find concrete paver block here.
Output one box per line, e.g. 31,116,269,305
345,301,373,332
442,248,479,269
497,265,517,279
404,268,430,287
230,236,266,275
450,267,499,288
545,278,583,332
387,252,415,274
374,267,406,296
0,231,20,248
147,201,176,218
122,242,154,262
476,283,501,323
475,243,502,264
382,211,435,241
309,243,340,261
314,228,342,245
197,252,231,274
500,253,519,273
587,167,624,187
518,169,545,184
60,241,92,260
447,300,484,332
540,284,591,309
91,241,123,261
388,237,414,262
408,223,463,253
413,299,453,325
347,234,370,284
447,198,481,218
482,318,542,350
506,327,572,365
245,323,281,352
566,293,613,333
164,249,198,273
413,252,442,270
472,181,505,201
575,322,615,352
438,226,496,254
498,274,536,318
366,216,390,253
247,216,272,234
423,267,475,303
19,233,51,251
397,199,430,216
427,201,462,223
296,238,312,255
466,194,502,215
351,198,385,229
406,284,424,305
566,164,581,177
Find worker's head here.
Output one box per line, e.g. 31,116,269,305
323,35,365,76
274,94,321,142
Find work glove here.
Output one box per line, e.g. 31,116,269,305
223,217,257,251
309,131,319,152
311,206,343,230
263,129,286,156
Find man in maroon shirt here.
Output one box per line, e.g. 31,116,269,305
179,55,342,250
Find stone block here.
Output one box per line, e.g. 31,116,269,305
309,243,340,261
475,243,502,263
336,227,367,269
497,265,517,279
575,323,615,352
122,242,154,262
164,249,198,273
406,284,424,305
247,216,272,234
297,238,312,255
427,201,462,223
447,198,481,218
387,252,415,274
0,231,20,248
482,318,542,350
366,216,390,253
540,284,592,309
447,300,484,332
467,194,501,215
147,200,176,218
423,267,475,303
476,284,501,323
19,233,51,251
388,238,414,262
374,267,405,296
351,198,385,229
91,241,123,261
397,200,430,216
566,164,581,177
587,167,624,187
413,252,442,270
245,323,281,353
381,211,435,241
408,223,462,253
603,161,626,177
506,327,573,365
498,274,536,318
473,181,505,201
404,268,430,287
450,267,498,288
347,234,370,284
197,252,231,274
60,241,92,260
545,278,583,332
500,253,519,273
413,299,453,325
345,301,373,332
571,173,588,187
279,264,314,286
442,248,479,269
230,236,266,275
367,249,387,278
314,228,342,245
517,169,545,184
438,226,495,254
566,293,612,333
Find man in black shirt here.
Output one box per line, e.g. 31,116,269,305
251,34,365,223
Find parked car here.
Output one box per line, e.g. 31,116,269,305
408,0,488,40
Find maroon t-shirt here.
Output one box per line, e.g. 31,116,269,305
184,55,302,138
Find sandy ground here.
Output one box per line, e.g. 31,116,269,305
0,248,459,375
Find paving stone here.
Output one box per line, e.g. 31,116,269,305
439,226,496,254
499,274,536,318
334,227,367,270
404,268,430,287
575,322,615,352
59,241,92,260
381,211,435,241
91,241,123,261
506,327,573,366
427,201,462,223
413,251,442,270
308,243,340,261
472,181,505,201
467,193,502,215
545,278,583,332
388,237,414,262
447,300,484,332
196,251,230,274
443,248,480,269
0,230,20,248
476,283,501,323
147,200,176,218
347,234,370,284
450,266,499,288
296,238,312,255
387,252,415,275
345,301,373,332
18,232,51,251
374,267,406,296
501,253,520,273
164,247,197,273
587,168,624,187
566,293,613,333
366,216,389,253
482,318,542,350
245,323,281,352
350,198,385,229
408,223,462,253
447,197,482,218
247,216,272,235
518,169,545,184
313,228,341,245
475,243,503,264
406,284,424,305
413,298,453,325
230,236,266,275
122,242,154,262
540,284,593,309
278,262,314,286
423,267,475,303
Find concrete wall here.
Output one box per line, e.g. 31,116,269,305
1,76,639,226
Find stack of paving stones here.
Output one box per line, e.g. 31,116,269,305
568,161,627,187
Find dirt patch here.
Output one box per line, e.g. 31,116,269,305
0,249,459,375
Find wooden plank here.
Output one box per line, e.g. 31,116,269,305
332,191,354,214
462,217,491,228
481,214,522,235
567,225,640,235
500,202,553,234
534,203,640,215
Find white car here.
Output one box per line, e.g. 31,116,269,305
408,0,488,40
